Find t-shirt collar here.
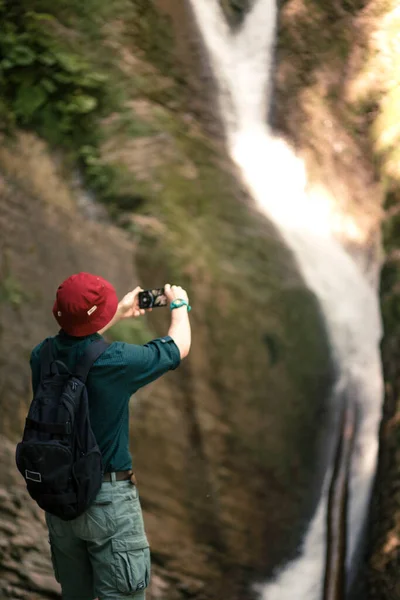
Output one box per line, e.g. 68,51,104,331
57,329,102,343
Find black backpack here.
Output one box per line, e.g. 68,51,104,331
16,338,109,521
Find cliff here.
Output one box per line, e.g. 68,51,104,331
0,2,333,598
0,0,399,598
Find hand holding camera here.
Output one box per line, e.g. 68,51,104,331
164,284,189,306
119,283,191,359
117,286,146,319
116,283,190,323
138,284,190,311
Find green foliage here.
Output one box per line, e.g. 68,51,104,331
106,110,157,139
380,195,400,335
381,290,400,335
0,274,25,308
79,145,146,212
0,1,152,212
128,0,177,78
106,319,153,346
27,0,129,37
0,246,30,309
382,210,400,253
381,260,399,297
0,3,110,146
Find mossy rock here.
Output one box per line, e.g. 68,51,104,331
106,318,154,346
131,116,334,574
219,0,254,26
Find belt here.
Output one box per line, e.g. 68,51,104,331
102,470,136,483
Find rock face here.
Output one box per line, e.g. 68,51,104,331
0,129,332,600
0,133,137,441
0,13,334,594
273,0,385,262
0,435,61,599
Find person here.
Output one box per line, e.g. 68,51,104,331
29,272,191,600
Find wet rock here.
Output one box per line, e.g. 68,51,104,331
219,0,254,27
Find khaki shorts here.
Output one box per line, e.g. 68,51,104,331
46,479,150,600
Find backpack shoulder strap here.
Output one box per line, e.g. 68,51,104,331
39,338,55,380
74,339,110,383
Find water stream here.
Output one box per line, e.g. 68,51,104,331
189,1,384,597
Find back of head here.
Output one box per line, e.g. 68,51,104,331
53,272,118,336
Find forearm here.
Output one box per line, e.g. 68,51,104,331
168,307,191,359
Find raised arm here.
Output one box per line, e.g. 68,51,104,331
99,283,191,360
164,284,191,359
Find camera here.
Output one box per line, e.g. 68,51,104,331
138,288,168,309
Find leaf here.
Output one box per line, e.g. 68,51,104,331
0,275,24,307
0,97,16,130
53,50,85,73
75,71,108,88
79,144,97,157
83,153,100,166
39,106,62,142
26,11,55,23
52,72,73,84
40,77,57,93
37,52,56,66
67,94,98,114
0,30,18,46
8,69,36,87
58,113,73,132
14,84,47,121
9,44,36,66
1,59,13,69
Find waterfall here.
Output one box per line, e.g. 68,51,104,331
189,0,384,597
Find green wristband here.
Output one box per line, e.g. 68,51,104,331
170,299,191,312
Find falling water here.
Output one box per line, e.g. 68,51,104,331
189,0,384,598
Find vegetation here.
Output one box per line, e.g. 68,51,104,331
0,250,26,309
0,1,112,143
0,0,179,211
106,318,154,346
0,273,24,308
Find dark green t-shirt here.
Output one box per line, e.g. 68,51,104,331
30,331,180,472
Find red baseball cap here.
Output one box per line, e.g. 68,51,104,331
53,273,119,337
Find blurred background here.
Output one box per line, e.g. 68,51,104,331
0,1,399,599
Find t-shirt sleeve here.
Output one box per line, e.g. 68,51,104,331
122,336,181,393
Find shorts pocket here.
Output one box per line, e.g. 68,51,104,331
72,495,116,540
114,487,147,539
111,538,151,593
